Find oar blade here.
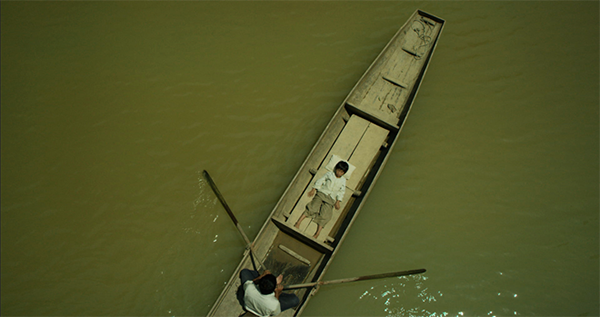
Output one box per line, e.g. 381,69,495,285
203,170,238,224
202,170,265,271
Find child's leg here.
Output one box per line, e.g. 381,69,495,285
312,195,335,238
313,225,323,239
297,192,325,228
294,214,307,228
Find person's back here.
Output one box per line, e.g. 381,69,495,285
239,269,299,317
243,279,281,317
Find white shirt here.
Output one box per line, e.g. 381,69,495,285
313,171,346,202
243,280,281,317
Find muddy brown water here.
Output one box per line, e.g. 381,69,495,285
2,2,598,316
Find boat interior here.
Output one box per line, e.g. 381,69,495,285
208,10,444,317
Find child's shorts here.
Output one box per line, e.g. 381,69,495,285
303,191,335,227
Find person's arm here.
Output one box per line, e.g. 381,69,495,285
274,283,284,299
334,200,341,210
334,179,345,209
252,270,271,284
312,172,331,192
309,173,326,197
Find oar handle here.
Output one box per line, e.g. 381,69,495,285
283,268,426,290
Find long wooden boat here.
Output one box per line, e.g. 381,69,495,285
208,9,445,316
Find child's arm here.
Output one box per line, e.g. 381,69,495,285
311,172,332,196
334,179,345,209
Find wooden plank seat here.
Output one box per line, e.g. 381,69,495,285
208,10,445,316
280,114,389,244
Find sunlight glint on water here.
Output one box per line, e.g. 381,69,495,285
1,1,598,316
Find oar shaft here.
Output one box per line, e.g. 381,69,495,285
283,269,426,290
203,170,266,270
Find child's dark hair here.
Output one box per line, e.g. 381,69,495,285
335,161,349,173
258,274,277,295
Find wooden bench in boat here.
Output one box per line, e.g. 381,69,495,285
272,114,389,248
207,10,444,317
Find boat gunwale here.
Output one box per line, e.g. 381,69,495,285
293,11,446,316
207,9,445,316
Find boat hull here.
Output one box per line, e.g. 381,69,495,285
208,9,445,317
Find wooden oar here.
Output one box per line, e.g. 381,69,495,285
283,268,426,290
202,170,266,271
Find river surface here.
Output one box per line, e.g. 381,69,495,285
1,2,598,316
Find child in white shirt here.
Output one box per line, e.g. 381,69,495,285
294,161,349,238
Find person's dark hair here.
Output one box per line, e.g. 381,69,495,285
335,161,349,174
258,274,277,295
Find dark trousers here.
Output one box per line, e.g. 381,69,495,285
239,269,300,312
